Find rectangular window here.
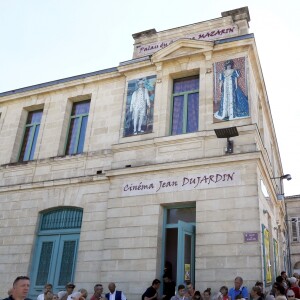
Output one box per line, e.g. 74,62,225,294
292,217,300,242
171,76,199,135
19,110,43,162
65,100,90,155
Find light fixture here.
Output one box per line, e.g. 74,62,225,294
281,174,292,181
270,174,292,200
271,174,292,181
214,126,239,154
263,209,268,214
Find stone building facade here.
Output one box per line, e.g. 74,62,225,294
0,7,289,299
285,195,300,274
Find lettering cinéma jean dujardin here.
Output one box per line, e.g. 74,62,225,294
122,171,240,196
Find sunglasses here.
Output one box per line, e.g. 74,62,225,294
287,296,294,298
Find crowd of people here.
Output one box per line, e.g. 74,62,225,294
3,271,300,300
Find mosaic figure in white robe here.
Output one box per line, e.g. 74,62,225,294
130,79,150,134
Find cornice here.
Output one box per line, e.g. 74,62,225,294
151,39,214,63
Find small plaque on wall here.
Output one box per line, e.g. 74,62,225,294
244,232,258,242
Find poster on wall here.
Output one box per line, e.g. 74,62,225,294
123,75,156,137
262,226,272,284
184,264,191,281
213,57,249,122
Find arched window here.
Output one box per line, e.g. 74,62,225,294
30,207,83,298
294,261,300,273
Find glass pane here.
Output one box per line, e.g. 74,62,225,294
58,241,76,285
167,207,196,224
19,126,35,161
41,209,83,231
27,110,43,124
71,101,90,116
187,93,199,133
173,76,199,93
36,242,53,285
77,116,88,153
29,125,40,160
292,219,298,241
172,96,184,135
184,234,192,282
165,228,178,282
65,118,80,155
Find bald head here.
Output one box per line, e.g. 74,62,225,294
108,283,116,294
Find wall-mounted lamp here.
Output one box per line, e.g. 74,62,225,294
271,174,292,181
270,174,292,200
214,126,239,154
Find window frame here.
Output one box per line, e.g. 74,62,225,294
18,110,43,162
170,76,199,135
291,217,300,242
64,100,90,155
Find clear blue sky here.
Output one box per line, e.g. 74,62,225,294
0,0,299,195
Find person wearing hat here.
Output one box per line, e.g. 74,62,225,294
60,283,76,300
288,278,300,299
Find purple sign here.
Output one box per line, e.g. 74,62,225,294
244,232,258,242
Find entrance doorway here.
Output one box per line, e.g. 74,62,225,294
163,207,196,286
29,208,83,298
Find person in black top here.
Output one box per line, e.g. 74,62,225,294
3,276,32,300
162,274,175,300
142,279,161,300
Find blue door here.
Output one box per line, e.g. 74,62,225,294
177,221,195,285
30,234,80,298
29,208,83,298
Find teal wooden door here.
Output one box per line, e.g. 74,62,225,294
53,234,79,290
177,221,195,285
29,208,83,299
30,234,79,297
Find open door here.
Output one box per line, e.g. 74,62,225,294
163,207,196,286
177,221,195,285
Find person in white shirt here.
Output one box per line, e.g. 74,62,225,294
171,285,186,300
37,283,53,300
105,283,126,300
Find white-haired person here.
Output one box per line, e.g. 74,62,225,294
286,289,299,300
70,289,87,300
288,277,300,299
